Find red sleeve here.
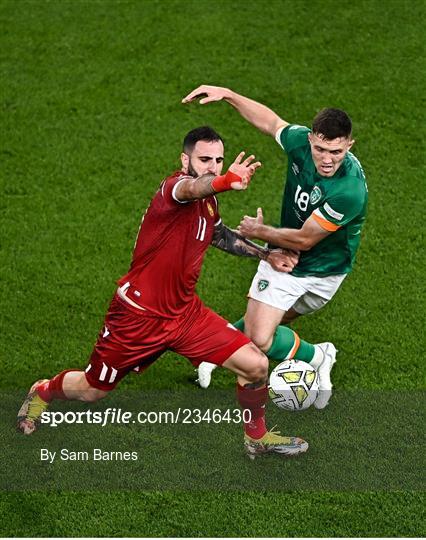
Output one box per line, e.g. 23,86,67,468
159,171,192,206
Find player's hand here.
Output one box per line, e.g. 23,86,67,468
266,249,300,273
228,152,261,190
238,207,264,237
182,85,230,105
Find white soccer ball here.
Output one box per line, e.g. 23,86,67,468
268,359,319,411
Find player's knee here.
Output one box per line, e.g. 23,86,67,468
246,330,272,354
81,387,109,402
244,349,268,383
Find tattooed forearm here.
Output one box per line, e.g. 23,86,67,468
175,173,217,201
193,173,217,198
211,222,270,260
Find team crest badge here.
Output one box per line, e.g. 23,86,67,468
257,279,269,292
206,202,214,217
310,186,322,205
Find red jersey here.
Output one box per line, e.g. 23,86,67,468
118,171,221,318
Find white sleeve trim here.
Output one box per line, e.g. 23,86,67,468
214,218,222,226
171,178,191,204
275,125,286,148
313,208,326,219
323,202,344,221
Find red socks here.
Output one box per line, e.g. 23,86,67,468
36,369,75,402
237,383,268,439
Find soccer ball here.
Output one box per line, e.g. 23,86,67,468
268,359,319,411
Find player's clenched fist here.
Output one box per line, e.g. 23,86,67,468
212,152,261,192
267,249,300,273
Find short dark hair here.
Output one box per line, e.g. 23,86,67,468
312,108,352,140
183,126,223,154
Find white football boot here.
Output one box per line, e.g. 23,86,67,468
310,342,337,409
196,362,217,389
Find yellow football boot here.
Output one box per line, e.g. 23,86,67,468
17,379,50,435
244,427,308,459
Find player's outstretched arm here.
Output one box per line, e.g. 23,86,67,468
211,222,299,273
182,85,289,137
174,152,261,201
238,208,331,251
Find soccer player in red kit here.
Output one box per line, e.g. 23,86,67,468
18,126,308,458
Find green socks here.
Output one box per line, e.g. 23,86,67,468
233,318,245,332
233,317,315,362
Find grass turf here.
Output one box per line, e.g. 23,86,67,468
1,0,425,536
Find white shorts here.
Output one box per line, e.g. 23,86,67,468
248,260,347,315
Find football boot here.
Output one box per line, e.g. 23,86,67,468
312,342,337,409
244,427,308,459
17,379,50,435
196,362,217,389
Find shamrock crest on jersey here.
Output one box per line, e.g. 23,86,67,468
309,185,322,205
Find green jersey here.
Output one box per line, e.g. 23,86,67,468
277,124,368,277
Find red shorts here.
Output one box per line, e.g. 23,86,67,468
85,293,250,391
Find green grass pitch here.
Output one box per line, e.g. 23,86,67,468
1,0,425,537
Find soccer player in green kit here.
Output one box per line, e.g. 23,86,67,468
183,85,368,408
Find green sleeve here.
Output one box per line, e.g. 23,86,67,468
277,124,310,154
317,180,366,227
